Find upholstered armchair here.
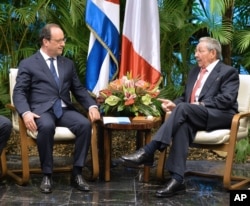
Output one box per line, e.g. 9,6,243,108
0,68,100,185
156,74,250,190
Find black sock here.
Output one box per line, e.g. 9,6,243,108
72,166,82,176
171,172,183,183
44,173,51,178
143,140,162,155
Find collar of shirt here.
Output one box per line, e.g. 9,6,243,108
40,49,58,66
194,59,219,102
205,59,219,73
40,49,57,61
40,49,59,75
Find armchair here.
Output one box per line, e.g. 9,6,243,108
156,74,250,190
0,68,100,185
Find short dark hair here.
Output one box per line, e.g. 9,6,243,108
39,23,61,46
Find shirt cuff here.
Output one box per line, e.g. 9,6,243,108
89,105,98,110
22,111,31,117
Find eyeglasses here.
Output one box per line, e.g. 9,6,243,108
49,38,67,43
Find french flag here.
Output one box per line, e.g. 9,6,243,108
119,0,161,85
85,0,120,96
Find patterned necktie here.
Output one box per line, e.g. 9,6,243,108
49,58,62,118
190,68,207,103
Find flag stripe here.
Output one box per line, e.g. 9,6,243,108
120,35,161,84
85,0,119,95
86,0,119,63
105,0,119,4
119,0,161,85
86,37,107,90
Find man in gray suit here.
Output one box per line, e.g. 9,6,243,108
13,23,101,194
121,37,239,197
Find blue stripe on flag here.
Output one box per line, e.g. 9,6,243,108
86,1,119,59
85,0,120,93
86,40,107,90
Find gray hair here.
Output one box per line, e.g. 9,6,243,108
199,37,222,60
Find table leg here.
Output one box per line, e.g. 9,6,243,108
136,131,144,150
143,130,151,182
104,128,111,181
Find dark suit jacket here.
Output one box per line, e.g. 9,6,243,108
173,61,239,131
13,51,97,116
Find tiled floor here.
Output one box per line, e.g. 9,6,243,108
1,156,250,205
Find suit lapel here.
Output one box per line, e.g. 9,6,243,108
36,51,60,89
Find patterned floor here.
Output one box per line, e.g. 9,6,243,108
1,156,250,205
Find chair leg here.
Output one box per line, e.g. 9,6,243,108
0,149,7,177
156,149,167,180
5,119,101,184
5,117,32,186
90,122,99,180
1,150,28,185
223,143,250,190
184,145,250,190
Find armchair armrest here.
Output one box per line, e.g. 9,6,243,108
228,111,250,145
5,103,16,112
231,111,250,125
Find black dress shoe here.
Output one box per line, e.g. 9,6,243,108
121,148,154,166
40,175,52,194
71,174,90,191
156,178,186,198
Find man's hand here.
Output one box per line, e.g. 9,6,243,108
157,98,176,112
23,112,40,132
88,107,101,122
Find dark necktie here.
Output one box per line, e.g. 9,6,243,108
190,68,207,103
49,58,62,118
49,58,60,87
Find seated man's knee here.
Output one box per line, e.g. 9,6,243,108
80,119,92,131
175,102,190,110
72,117,92,134
38,122,55,134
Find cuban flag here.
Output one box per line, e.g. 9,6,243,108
85,0,120,96
119,0,161,85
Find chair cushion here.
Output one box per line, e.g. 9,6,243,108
193,125,248,144
193,75,250,144
9,68,75,141
12,111,75,141
26,127,76,140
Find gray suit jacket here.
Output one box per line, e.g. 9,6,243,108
13,51,97,116
173,61,239,130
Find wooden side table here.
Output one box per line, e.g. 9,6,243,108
101,117,162,182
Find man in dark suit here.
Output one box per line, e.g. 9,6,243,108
121,37,239,197
0,115,12,179
0,115,12,156
13,23,101,194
